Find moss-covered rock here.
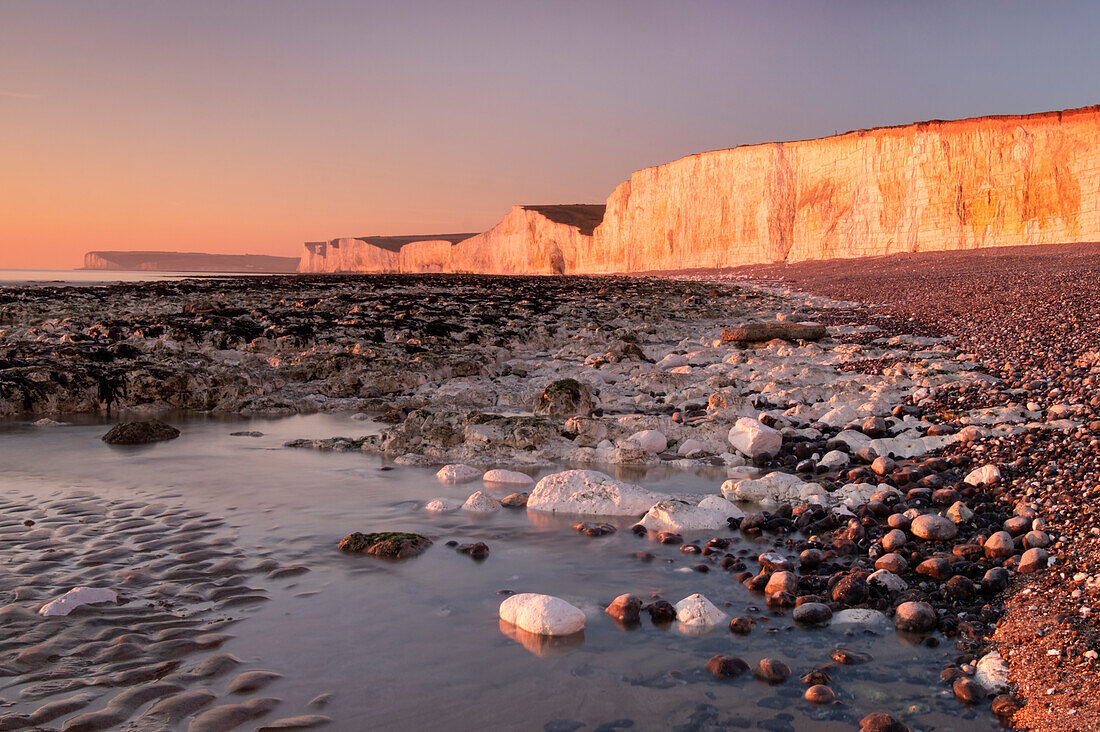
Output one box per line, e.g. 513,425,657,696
101,419,181,445
338,531,432,559
534,378,593,418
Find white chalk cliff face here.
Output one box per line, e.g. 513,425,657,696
300,105,1100,274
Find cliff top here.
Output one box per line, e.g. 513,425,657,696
633,103,1100,176
353,234,480,252
522,205,606,235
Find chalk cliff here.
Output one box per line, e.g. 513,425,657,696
300,105,1100,274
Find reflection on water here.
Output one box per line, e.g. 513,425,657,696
0,413,1000,731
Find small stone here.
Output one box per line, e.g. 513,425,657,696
831,574,869,606
500,492,529,508
765,571,798,596
647,600,676,624
729,616,754,634
1019,547,1049,574
499,593,585,636
875,553,908,574
881,529,907,552
705,655,749,679
953,677,985,704
945,501,974,524
831,647,872,665
964,464,1001,486
859,713,910,732
606,594,643,625
792,602,832,626
804,685,835,704
910,514,957,541
894,601,936,633
984,531,1016,559
753,658,791,684
437,464,483,483
463,490,501,513
456,542,490,560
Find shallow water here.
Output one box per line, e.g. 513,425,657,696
0,414,1001,731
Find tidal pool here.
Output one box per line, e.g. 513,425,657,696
0,414,1001,730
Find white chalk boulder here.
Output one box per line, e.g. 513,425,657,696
499,593,585,636
483,469,534,486
628,430,667,454
639,496,741,532
975,651,1010,693
463,490,500,513
437,464,483,484
39,587,117,617
728,418,782,459
527,470,663,516
425,497,462,513
674,593,728,629
677,439,706,457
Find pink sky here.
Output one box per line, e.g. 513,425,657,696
2,1,1097,269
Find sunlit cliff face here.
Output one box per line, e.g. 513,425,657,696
299,106,1100,276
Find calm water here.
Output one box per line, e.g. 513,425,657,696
0,414,999,731
0,269,264,286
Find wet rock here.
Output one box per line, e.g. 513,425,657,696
953,677,985,704
462,491,501,513
910,514,957,541
991,694,1022,719
499,593,585,636
674,593,728,629
606,594,643,625
437,464,483,483
764,571,798,596
101,419,180,445
804,684,835,704
656,531,683,545
752,658,791,684
894,601,936,633
527,470,663,516
573,521,616,537
639,497,739,532
859,713,910,732
534,379,593,418
646,600,676,624
338,531,431,558
483,469,534,486
425,498,461,512
868,569,907,593
831,574,869,606
501,492,529,508
792,602,832,626
627,429,667,453
705,654,749,679
831,647,872,665
729,616,754,634
456,542,490,559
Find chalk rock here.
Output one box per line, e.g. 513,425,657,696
965,464,1001,486
482,469,534,486
677,439,706,456
727,417,782,459
527,470,663,516
832,609,890,627
674,593,728,629
499,593,585,636
627,430,667,453
819,405,858,428
819,450,849,469
425,498,461,513
436,464,483,484
639,497,741,532
868,569,908,593
39,587,117,617
975,652,1010,693
463,491,501,513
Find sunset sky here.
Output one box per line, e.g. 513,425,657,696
3,1,1099,269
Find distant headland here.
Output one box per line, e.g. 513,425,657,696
82,251,300,273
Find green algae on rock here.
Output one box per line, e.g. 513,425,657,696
337,532,432,559
101,419,181,445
